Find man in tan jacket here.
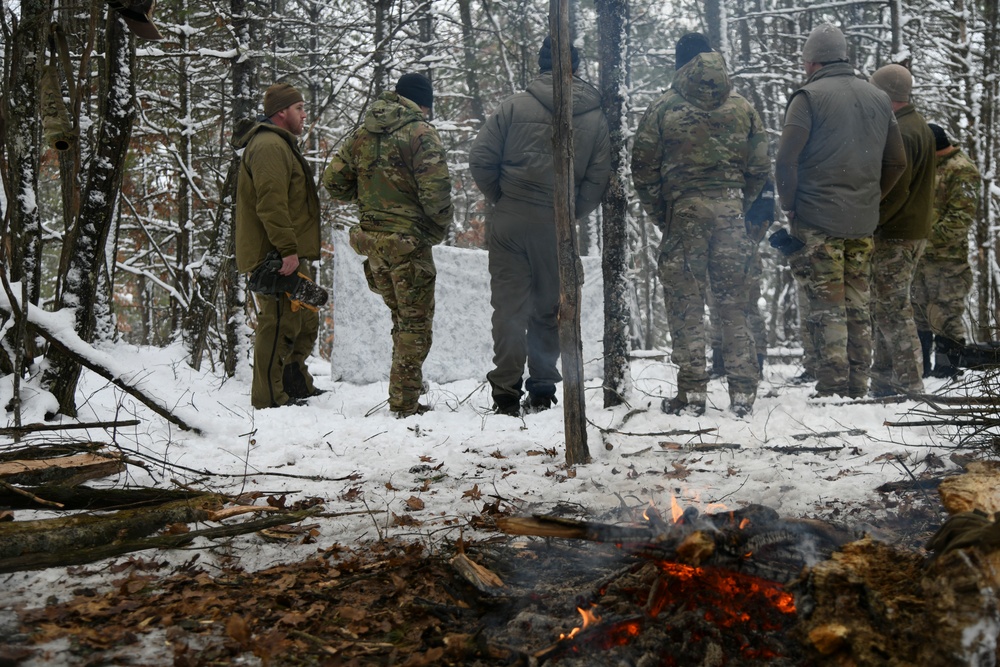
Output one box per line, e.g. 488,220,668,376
235,82,322,409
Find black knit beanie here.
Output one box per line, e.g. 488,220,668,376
928,123,951,151
538,35,580,73
675,32,712,70
395,73,434,110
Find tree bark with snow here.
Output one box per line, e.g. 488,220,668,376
596,0,631,408
43,15,137,416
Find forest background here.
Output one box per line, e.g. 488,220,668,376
0,0,998,420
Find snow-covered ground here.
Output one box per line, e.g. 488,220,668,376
1,339,959,613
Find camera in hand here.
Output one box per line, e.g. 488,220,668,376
248,250,328,309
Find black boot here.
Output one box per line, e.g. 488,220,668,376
709,347,725,379
917,330,933,378
929,337,963,378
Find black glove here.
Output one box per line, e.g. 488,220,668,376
745,182,775,242
768,228,805,256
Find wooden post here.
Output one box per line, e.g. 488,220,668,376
549,0,590,466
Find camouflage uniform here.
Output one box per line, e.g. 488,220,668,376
632,52,769,414
324,91,453,416
871,238,927,393
791,226,874,398
775,59,905,398
911,148,980,348
788,249,818,379
871,103,936,395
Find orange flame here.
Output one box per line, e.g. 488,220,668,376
560,604,601,640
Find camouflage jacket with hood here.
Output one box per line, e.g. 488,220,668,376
468,72,611,219
631,52,769,223
923,148,980,263
323,92,453,245
234,119,321,273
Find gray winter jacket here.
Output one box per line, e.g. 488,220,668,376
468,73,612,218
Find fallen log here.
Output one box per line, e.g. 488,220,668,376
0,484,204,510
0,495,222,560
0,451,124,487
0,506,322,574
0,298,201,433
497,515,660,544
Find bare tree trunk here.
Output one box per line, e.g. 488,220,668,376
183,0,256,373
458,0,486,123
1,0,49,379
549,0,589,467
596,0,630,408
44,14,137,416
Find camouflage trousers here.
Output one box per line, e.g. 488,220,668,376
792,225,874,397
872,238,926,394
350,227,436,414
911,258,972,344
251,263,319,409
709,246,766,358
788,244,818,376
659,192,759,405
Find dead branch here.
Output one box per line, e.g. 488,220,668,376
0,479,64,508
0,300,201,433
0,419,141,437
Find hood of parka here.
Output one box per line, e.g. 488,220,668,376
231,116,297,149
525,72,603,116
363,92,425,135
671,51,733,111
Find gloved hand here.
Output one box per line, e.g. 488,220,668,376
768,228,806,256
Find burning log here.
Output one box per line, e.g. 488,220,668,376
498,504,848,584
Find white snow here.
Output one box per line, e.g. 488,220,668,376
0,250,963,623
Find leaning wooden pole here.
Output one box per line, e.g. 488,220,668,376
550,0,590,466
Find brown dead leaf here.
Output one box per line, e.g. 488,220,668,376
391,512,419,527
664,462,690,480
385,481,399,491
340,486,363,502
419,455,435,462
162,522,190,535
226,614,251,646
462,484,482,501
337,606,367,622
405,496,425,511
277,611,308,627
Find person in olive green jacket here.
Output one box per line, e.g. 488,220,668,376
869,65,936,397
324,73,453,418
235,82,322,410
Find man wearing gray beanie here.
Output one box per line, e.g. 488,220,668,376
869,64,937,396
775,24,907,399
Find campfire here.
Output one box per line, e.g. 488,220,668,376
492,474,1000,665
500,498,834,664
